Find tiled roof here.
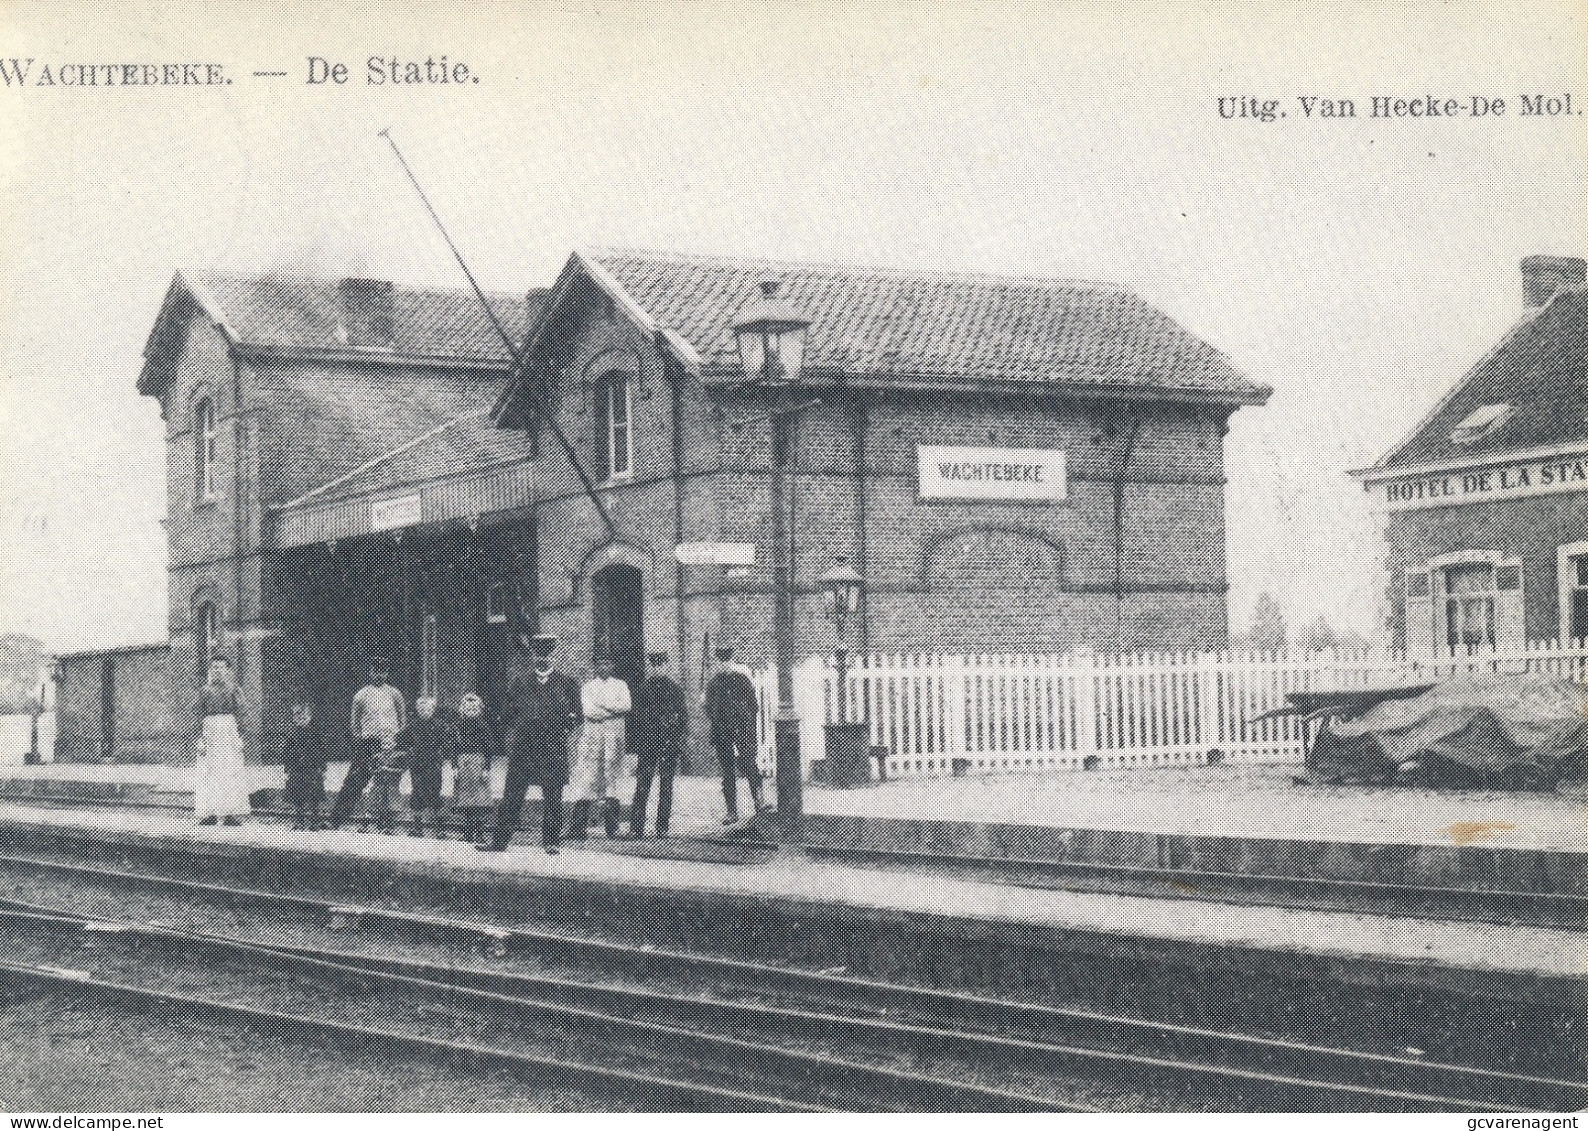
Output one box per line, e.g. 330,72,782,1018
136,269,545,510
183,270,533,360
277,409,533,510
1375,285,1588,471
258,367,528,507
575,249,1266,402
139,270,539,398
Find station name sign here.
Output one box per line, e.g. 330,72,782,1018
1375,453,1588,511
675,542,756,566
370,493,423,531
918,445,1067,503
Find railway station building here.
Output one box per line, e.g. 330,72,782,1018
1357,256,1588,652
58,250,1269,761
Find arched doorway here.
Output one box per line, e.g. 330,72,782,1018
591,563,645,689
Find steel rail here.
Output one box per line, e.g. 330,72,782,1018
178,926,1558,1112
0,956,820,1112
0,854,1577,1111
0,904,1527,1112
0,906,1084,1112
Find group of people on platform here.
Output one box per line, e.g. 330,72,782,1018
190,634,768,855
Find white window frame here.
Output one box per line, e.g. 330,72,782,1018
1425,550,1524,653
1449,403,1514,444
596,372,633,482
1557,541,1588,643
194,394,218,503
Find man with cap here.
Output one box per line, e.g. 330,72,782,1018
703,645,765,824
480,633,580,854
330,658,406,829
628,651,688,838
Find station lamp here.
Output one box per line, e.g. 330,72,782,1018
733,277,812,849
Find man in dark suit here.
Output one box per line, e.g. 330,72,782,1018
703,645,764,824
628,651,688,838
479,633,581,854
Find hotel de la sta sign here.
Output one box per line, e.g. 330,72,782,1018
1358,255,1588,653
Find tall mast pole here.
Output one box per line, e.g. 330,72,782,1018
379,129,616,539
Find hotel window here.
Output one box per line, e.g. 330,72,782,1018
595,372,633,481
1441,560,1522,651
1449,403,1513,444
194,395,218,502
1565,550,1588,642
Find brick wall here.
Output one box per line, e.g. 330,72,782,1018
1382,491,1588,647
526,281,1238,698
53,645,181,764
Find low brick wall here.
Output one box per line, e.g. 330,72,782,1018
54,644,183,764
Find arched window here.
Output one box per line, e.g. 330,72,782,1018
194,395,217,502
196,601,219,677
594,372,633,481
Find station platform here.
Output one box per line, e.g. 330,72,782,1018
2,760,1583,893
0,800,1576,1026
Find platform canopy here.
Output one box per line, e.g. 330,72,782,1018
271,409,535,547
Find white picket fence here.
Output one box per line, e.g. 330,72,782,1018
750,638,1588,780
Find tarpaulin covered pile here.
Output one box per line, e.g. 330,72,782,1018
1311,673,1588,789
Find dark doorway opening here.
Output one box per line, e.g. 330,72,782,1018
591,563,645,689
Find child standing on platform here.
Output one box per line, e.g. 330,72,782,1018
365,734,407,834
282,700,329,831
446,692,498,846
395,696,451,838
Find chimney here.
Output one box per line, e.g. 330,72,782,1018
1520,255,1586,308
337,277,396,348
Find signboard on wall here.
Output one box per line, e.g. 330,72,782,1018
1372,451,1588,511
917,445,1067,503
675,542,756,566
370,493,423,531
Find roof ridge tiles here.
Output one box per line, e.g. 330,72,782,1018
184,266,531,305
581,246,1130,293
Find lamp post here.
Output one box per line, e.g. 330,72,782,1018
820,556,864,724
819,555,869,787
733,279,812,848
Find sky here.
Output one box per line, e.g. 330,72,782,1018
0,0,1585,652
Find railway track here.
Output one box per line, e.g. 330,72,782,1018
0,850,1579,1112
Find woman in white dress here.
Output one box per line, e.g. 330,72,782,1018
194,656,252,826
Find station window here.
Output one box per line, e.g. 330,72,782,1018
196,601,218,677
486,581,509,625
420,611,438,701
595,372,633,481
1441,561,1521,650
194,395,217,502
